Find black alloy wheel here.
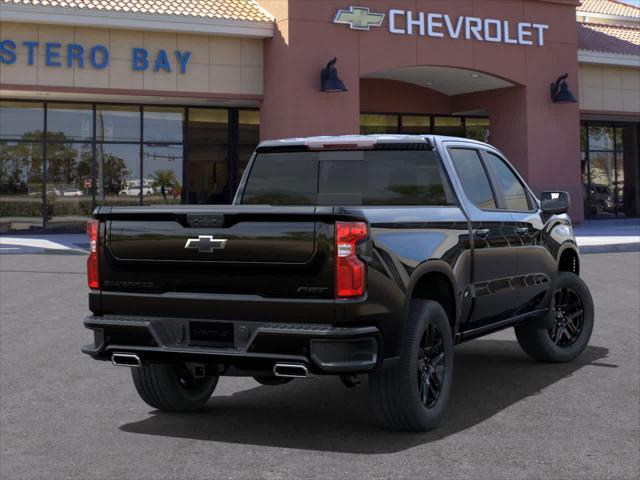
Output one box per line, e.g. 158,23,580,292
549,287,584,347
417,323,446,408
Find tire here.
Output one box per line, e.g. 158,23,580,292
253,376,293,386
131,363,218,411
515,272,594,363
370,300,454,431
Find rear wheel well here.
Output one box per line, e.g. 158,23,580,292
411,272,456,336
559,248,580,275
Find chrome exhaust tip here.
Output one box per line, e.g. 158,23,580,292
111,352,142,368
273,363,309,378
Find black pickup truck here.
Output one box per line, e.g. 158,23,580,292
82,135,594,431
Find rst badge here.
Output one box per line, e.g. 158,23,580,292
184,235,227,253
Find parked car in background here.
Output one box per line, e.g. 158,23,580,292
62,188,85,197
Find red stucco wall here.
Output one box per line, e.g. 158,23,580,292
258,0,583,219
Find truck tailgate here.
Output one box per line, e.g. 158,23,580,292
94,206,337,308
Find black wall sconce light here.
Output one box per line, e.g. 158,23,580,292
550,73,577,104
321,57,348,92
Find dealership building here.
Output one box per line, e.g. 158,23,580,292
0,0,638,231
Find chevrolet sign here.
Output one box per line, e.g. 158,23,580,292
334,6,385,31
334,6,549,47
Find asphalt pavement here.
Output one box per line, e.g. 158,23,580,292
0,252,638,480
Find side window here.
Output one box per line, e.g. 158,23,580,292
484,153,531,211
448,148,497,209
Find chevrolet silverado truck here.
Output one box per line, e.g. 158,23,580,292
82,135,594,431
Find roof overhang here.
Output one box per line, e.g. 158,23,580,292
578,49,640,67
0,3,275,38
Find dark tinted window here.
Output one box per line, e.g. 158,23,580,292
484,152,530,211
241,150,454,206
449,148,496,209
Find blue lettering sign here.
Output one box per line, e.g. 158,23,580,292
22,41,38,65
90,45,109,69
67,43,84,68
0,39,192,74
175,51,191,74
153,49,171,73
45,42,62,67
0,39,17,64
132,47,148,71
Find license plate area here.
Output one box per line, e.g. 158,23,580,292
189,321,235,347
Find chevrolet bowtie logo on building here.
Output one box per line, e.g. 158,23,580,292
184,235,227,253
334,6,385,31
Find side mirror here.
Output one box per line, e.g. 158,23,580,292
540,191,571,215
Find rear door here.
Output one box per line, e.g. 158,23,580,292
445,145,522,326
480,150,557,314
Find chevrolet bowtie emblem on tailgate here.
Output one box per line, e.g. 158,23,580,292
184,235,227,253
334,6,385,31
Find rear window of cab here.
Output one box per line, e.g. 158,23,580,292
241,150,456,206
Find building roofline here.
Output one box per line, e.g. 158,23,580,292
0,3,275,38
578,49,640,67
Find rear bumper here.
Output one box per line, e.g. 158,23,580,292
82,315,381,375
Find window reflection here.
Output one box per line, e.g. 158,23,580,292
144,144,183,205
238,110,260,188
401,115,430,135
96,143,141,206
361,114,399,134
433,116,463,137
186,108,228,204
97,105,140,142
47,103,93,141
465,118,491,143
0,101,44,140
47,143,94,225
143,107,183,143
0,141,44,229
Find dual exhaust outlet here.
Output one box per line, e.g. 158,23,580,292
112,354,309,378
111,352,141,368
273,363,309,378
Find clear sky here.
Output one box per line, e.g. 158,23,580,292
617,0,640,7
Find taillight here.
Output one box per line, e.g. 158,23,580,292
87,219,100,290
335,221,367,298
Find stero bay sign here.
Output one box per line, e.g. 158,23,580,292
334,6,550,46
0,40,192,73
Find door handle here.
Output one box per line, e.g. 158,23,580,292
516,227,529,236
473,228,491,239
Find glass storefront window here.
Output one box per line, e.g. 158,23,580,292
96,143,141,206
582,121,639,218
0,100,263,228
143,144,183,205
46,143,94,225
0,101,44,140
96,105,140,142
465,118,491,143
143,107,183,143
433,116,463,137
186,108,229,204
47,103,93,141
588,126,614,151
0,141,44,229
361,114,399,134
239,110,260,185
401,115,430,135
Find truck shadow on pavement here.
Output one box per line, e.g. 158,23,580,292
120,339,611,454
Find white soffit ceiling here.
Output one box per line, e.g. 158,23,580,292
364,66,516,96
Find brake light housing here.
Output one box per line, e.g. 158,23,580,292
335,221,367,298
87,219,100,290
